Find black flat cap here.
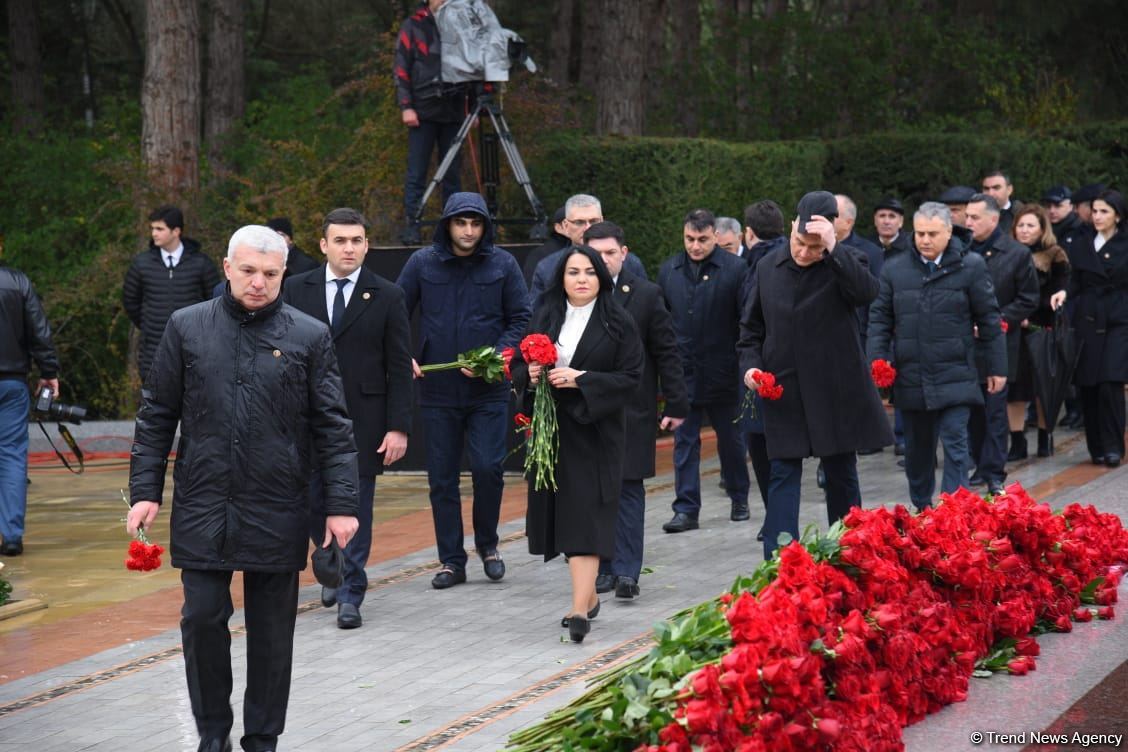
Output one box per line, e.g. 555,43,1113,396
796,190,839,227
1041,185,1072,204
1072,183,1106,204
311,539,344,588
938,186,977,204
266,217,294,237
874,196,904,215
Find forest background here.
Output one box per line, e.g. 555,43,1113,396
2,0,1128,416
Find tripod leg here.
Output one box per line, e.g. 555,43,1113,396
412,108,480,225
485,108,547,238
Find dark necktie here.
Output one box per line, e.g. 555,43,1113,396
926,261,937,275
331,278,348,333
166,254,175,278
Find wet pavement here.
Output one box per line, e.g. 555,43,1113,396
0,422,1126,751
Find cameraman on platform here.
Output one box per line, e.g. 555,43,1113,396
395,0,467,245
0,263,59,556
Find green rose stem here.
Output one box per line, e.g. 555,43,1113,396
419,346,508,384
121,489,153,545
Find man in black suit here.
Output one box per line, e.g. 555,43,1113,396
282,207,413,629
584,222,688,600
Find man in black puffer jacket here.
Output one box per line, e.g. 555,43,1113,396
867,202,1007,511
127,225,358,752
122,205,220,380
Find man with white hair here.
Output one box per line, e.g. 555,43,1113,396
128,225,359,752
714,216,745,257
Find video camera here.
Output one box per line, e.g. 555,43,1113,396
33,386,86,424
435,0,537,84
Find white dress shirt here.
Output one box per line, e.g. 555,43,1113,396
324,266,363,320
162,242,184,268
555,299,596,368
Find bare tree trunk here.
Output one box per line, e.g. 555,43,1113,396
548,0,576,84
204,0,245,170
142,0,201,196
642,0,668,134
594,0,643,135
671,0,700,136
8,0,46,136
577,0,601,94
735,0,752,128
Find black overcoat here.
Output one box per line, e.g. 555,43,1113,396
613,272,689,479
970,232,1039,383
657,249,748,406
867,239,1007,411
511,301,643,560
129,293,358,572
737,243,892,460
283,265,414,476
1067,228,1128,385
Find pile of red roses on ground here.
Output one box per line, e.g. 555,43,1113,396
636,484,1127,752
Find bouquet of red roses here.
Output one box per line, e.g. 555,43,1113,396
120,490,164,572
871,358,897,399
420,346,514,383
520,334,559,491
735,368,784,421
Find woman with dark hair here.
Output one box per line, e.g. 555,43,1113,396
510,245,643,643
1009,205,1070,457
1054,190,1128,466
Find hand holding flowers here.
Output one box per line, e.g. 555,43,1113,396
519,334,560,491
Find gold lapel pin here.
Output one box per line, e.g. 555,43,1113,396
272,349,282,358
362,292,371,300
702,274,710,281
1105,253,1111,259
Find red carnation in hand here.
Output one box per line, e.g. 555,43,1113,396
520,333,558,366
871,359,897,390
1000,320,1010,334
501,347,515,380
753,370,784,400
125,539,165,571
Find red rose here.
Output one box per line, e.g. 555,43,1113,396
1097,606,1115,620
514,412,531,427
1073,607,1094,622
519,333,558,366
501,347,515,380
1006,659,1028,675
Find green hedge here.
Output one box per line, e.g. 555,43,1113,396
534,121,1128,272
532,135,827,272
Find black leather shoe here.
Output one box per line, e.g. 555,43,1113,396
897,458,905,468
320,586,337,608
894,443,905,456
481,549,505,581
816,462,826,489
662,512,699,534
561,599,600,628
1037,429,1054,458
568,615,590,643
967,473,987,487
431,566,466,589
615,576,640,600
0,540,22,556
337,603,362,629
197,738,232,752
1106,454,1122,468
1006,431,1028,462
756,527,764,542
595,573,615,593
730,500,750,521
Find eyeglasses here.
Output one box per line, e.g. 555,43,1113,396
566,217,601,227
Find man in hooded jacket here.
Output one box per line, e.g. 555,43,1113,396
397,192,530,589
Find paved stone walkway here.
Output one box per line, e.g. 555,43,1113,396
0,425,1126,751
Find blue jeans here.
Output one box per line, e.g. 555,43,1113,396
968,384,1009,484
902,406,971,509
0,379,29,543
309,473,376,607
599,479,646,581
423,402,508,569
404,120,463,220
673,403,750,517
763,452,859,560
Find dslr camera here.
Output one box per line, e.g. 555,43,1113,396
33,386,87,424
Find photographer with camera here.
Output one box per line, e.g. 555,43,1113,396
0,263,59,556
395,0,468,245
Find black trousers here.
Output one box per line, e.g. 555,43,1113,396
1080,382,1126,459
181,569,299,752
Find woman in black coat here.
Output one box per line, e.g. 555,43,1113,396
1009,205,1070,457
510,245,643,643
1056,190,1128,466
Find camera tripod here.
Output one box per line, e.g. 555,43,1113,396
411,89,547,241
